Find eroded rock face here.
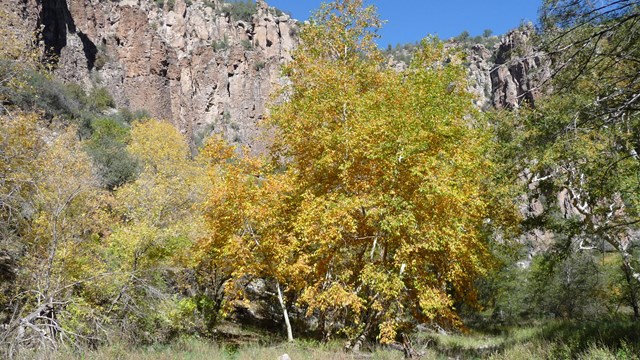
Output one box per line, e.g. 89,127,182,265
4,0,549,149
467,44,494,109
3,0,298,152
462,26,552,110
490,26,552,109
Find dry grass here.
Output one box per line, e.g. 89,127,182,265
12,320,640,360
14,337,405,360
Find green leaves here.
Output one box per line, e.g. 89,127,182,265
86,118,139,190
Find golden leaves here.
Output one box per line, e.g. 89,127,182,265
112,119,208,270
199,0,515,342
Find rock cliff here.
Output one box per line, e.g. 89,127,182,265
490,25,552,109
3,0,549,148
4,0,297,152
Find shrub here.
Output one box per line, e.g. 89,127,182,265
4,70,93,127
222,0,256,23
194,122,216,149
455,30,471,42
95,42,110,70
254,60,266,71
116,107,150,124
222,110,231,122
86,117,139,190
90,87,115,110
212,36,229,51
241,39,253,50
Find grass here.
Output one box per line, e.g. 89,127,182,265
411,319,640,359
12,319,640,359
17,337,403,360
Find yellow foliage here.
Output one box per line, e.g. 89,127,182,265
111,119,208,272
200,0,515,344
0,112,113,318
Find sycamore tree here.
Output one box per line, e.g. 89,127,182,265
199,135,300,341
202,0,513,346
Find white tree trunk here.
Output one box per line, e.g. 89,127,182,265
276,281,294,342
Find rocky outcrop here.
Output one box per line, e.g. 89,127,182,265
466,44,494,109
462,26,552,110
4,0,550,148
3,0,298,152
490,26,552,109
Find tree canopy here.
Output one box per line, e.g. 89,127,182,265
200,0,514,346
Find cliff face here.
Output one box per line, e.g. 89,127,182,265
5,0,297,152
490,26,552,109
3,0,549,148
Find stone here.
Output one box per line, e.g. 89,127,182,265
466,44,494,109
1,0,298,153
490,25,551,109
2,0,544,153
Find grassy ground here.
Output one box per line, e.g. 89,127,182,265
17,338,404,360
13,319,640,359
414,319,640,359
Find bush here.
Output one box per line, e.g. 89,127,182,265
254,60,266,71
222,0,256,23
194,122,215,149
0,65,121,138
241,39,253,50
116,107,150,124
527,250,617,320
92,42,110,70
90,87,115,110
86,118,139,190
212,36,229,51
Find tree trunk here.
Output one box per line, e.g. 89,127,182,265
348,311,375,353
276,281,294,342
621,256,640,320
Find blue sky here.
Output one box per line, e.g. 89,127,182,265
267,0,542,47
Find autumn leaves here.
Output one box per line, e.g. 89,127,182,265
198,0,509,345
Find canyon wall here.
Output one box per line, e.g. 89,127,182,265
5,0,298,152
3,0,550,148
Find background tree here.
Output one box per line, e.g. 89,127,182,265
540,0,640,285
106,119,208,342
0,119,112,354
489,0,640,322
0,113,44,318
198,135,299,341
86,118,139,190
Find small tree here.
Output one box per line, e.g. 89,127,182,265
107,119,208,341
455,30,471,42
